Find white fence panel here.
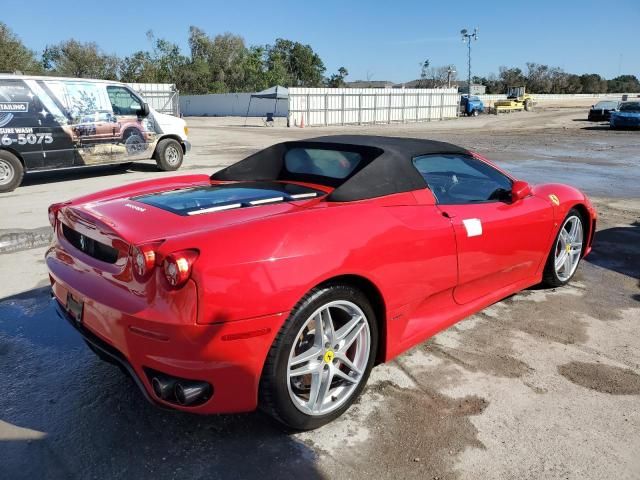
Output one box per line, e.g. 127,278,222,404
128,83,179,116
288,87,459,127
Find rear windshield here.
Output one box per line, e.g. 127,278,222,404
284,148,362,179
135,181,324,216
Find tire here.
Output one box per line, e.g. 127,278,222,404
0,150,24,193
155,138,183,171
524,99,533,112
472,109,479,117
259,284,378,430
542,208,585,287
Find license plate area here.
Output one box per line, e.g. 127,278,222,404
66,293,84,324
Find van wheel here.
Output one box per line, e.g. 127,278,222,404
155,139,183,171
0,151,24,193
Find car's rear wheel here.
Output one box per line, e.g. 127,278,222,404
260,284,378,430
542,209,585,287
0,150,24,193
155,138,183,171
472,109,479,117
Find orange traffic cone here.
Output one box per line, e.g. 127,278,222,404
300,115,305,128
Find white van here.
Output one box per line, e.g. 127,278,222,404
0,74,191,192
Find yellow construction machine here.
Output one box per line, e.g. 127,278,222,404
493,86,534,114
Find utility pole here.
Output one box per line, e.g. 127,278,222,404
460,28,478,95
447,66,456,88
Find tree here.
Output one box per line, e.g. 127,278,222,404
607,75,640,93
579,74,607,93
326,67,348,87
498,66,526,91
42,39,119,79
418,59,431,87
265,39,325,87
120,32,189,92
0,22,41,73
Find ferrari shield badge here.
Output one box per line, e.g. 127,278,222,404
549,194,560,206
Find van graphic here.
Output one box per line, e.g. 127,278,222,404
0,74,190,193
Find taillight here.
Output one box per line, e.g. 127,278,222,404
163,250,199,288
131,244,158,279
48,202,68,228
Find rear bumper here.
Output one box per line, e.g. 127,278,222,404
48,253,287,414
53,298,158,406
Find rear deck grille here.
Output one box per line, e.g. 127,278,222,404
62,224,119,264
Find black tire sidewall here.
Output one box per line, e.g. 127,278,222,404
0,151,24,193
156,139,183,171
263,285,378,430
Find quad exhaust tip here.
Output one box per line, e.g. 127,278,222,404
175,381,211,406
150,373,212,407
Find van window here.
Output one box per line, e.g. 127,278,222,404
107,86,143,116
64,82,111,123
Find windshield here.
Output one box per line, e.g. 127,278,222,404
619,102,640,112
594,101,618,109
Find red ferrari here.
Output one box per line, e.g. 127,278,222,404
46,136,596,429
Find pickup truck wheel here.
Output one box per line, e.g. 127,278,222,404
0,150,24,193
155,138,183,171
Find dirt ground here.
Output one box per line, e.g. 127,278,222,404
0,106,639,479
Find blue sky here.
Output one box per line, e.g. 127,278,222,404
4,0,639,82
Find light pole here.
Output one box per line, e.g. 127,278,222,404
460,28,478,95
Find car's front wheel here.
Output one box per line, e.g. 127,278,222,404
260,284,378,430
542,209,585,287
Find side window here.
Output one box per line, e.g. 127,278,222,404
107,86,142,116
413,154,512,204
64,82,110,123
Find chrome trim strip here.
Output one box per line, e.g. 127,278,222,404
289,193,318,199
249,197,284,206
187,203,242,215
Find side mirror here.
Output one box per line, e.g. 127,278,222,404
138,102,150,118
511,180,531,202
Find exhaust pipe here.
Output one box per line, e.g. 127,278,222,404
175,381,211,406
151,376,177,400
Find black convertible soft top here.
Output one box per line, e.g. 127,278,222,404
211,135,471,202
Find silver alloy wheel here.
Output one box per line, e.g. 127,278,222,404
287,300,371,416
165,145,180,166
0,159,14,186
554,215,583,282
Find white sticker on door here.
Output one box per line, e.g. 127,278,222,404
462,218,483,237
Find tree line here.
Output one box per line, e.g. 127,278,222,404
1,22,638,94
1,23,347,93
473,63,639,94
